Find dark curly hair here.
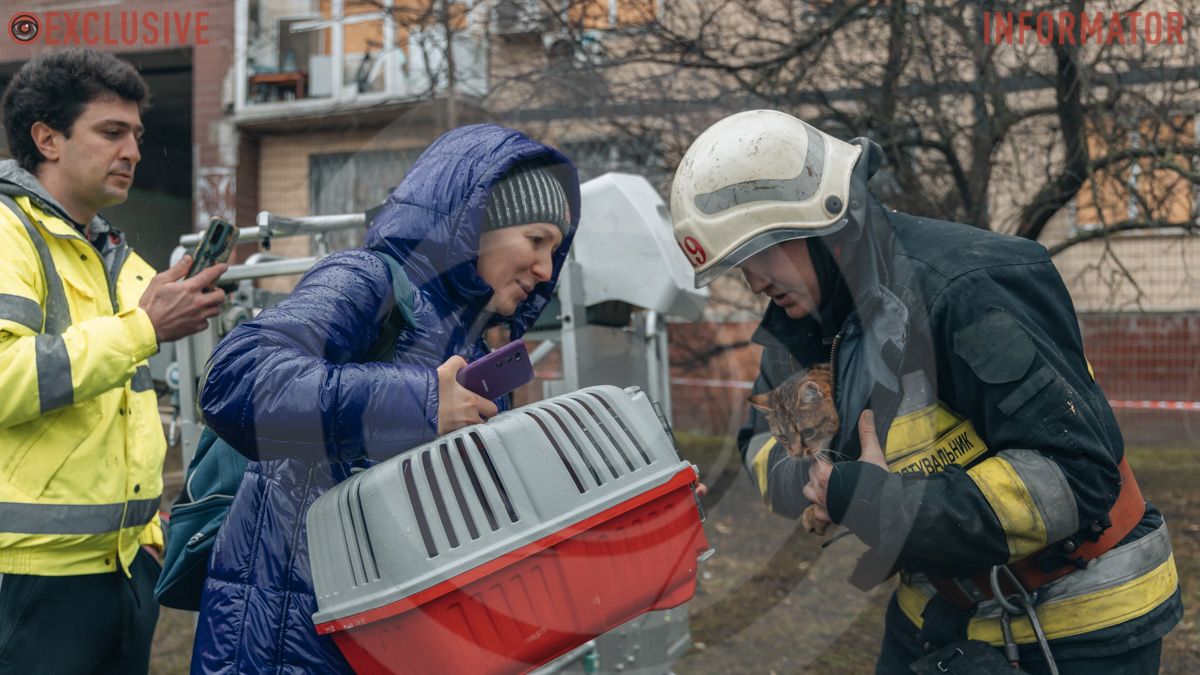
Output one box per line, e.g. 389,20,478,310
2,48,149,172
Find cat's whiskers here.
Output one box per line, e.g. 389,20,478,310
811,451,836,466
826,449,855,462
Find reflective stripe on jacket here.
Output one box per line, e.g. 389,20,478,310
745,386,1178,648
880,386,1174,647
0,191,163,576
738,208,1180,654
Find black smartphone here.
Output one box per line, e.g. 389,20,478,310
186,218,239,279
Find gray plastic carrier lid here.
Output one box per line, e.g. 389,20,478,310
307,384,695,626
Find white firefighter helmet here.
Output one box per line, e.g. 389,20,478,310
670,110,863,287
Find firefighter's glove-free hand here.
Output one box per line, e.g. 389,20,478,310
803,410,888,527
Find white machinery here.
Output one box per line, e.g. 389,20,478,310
164,172,707,674
534,173,707,420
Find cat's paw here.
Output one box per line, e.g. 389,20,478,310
802,505,830,535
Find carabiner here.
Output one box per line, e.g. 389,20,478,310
988,565,1059,675
999,611,1020,667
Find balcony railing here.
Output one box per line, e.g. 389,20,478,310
234,0,489,115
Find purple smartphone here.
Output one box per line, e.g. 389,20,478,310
456,340,534,398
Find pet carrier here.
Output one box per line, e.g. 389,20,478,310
307,385,710,674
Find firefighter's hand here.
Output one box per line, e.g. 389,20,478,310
855,410,888,469
139,255,228,343
803,458,833,526
436,356,499,434
802,410,887,521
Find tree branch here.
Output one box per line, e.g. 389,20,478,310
1047,220,1199,256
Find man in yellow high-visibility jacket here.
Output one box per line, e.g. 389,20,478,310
0,48,228,674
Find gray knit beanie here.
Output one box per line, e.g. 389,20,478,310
482,162,571,235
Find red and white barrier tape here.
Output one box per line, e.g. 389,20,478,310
668,376,755,390
1108,400,1200,411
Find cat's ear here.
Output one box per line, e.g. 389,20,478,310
799,380,822,405
748,392,771,412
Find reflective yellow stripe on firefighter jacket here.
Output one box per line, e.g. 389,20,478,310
0,194,164,576
746,370,1178,647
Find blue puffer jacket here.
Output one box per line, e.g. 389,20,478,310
191,125,579,674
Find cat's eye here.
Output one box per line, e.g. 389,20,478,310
800,428,816,440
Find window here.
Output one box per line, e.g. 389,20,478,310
568,0,657,30
560,137,669,192
1076,115,1195,230
242,0,478,106
309,149,422,251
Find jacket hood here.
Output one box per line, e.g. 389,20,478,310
754,136,894,349
754,137,922,456
364,124,580,339
0,159,118,236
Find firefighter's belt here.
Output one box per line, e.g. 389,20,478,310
931,457,1144,609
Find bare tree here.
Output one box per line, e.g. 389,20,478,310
490,0,1197,238
482,0,1200,359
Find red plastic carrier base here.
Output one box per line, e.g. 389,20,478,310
316,468,709,675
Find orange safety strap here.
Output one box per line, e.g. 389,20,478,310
931,457,1145,609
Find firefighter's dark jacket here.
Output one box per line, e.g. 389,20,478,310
738,190,1181,651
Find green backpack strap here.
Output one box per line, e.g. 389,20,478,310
155,427,248,610
363,250,417,363
156,247,419,611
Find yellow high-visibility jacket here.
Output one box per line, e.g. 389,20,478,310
0,181,164,577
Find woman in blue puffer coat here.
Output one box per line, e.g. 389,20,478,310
191,124,580,674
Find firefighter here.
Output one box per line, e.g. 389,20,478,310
670,110,1180,674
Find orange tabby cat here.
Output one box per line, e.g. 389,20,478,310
748,364,840,534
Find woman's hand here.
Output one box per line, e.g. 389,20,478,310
436,356,500,434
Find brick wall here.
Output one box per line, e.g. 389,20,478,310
1080,313,1200,447
667,322,761,435
0,0,240,235
662,317,1200,449
253,126,437,291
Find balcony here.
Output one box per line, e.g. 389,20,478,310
234,0,488,123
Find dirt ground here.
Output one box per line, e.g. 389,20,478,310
149,439,1197,674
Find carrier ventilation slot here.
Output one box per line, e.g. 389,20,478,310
455,436,499,531
552,402,620,479
337,486,363,586
525,412,586,493
423,450,460,549
343,481,380,585
334,495,356,586
543,408,604,487
439,442,480,540
470,432,519,523
402,457,439,558
586,392,653,465
574,397,637,471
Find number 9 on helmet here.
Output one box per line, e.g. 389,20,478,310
669,110,863,288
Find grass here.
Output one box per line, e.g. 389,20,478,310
670,440,1200,674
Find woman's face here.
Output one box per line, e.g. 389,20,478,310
477,222,565,316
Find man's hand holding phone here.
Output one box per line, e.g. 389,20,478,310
138,217,237,344
138,254,227,343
